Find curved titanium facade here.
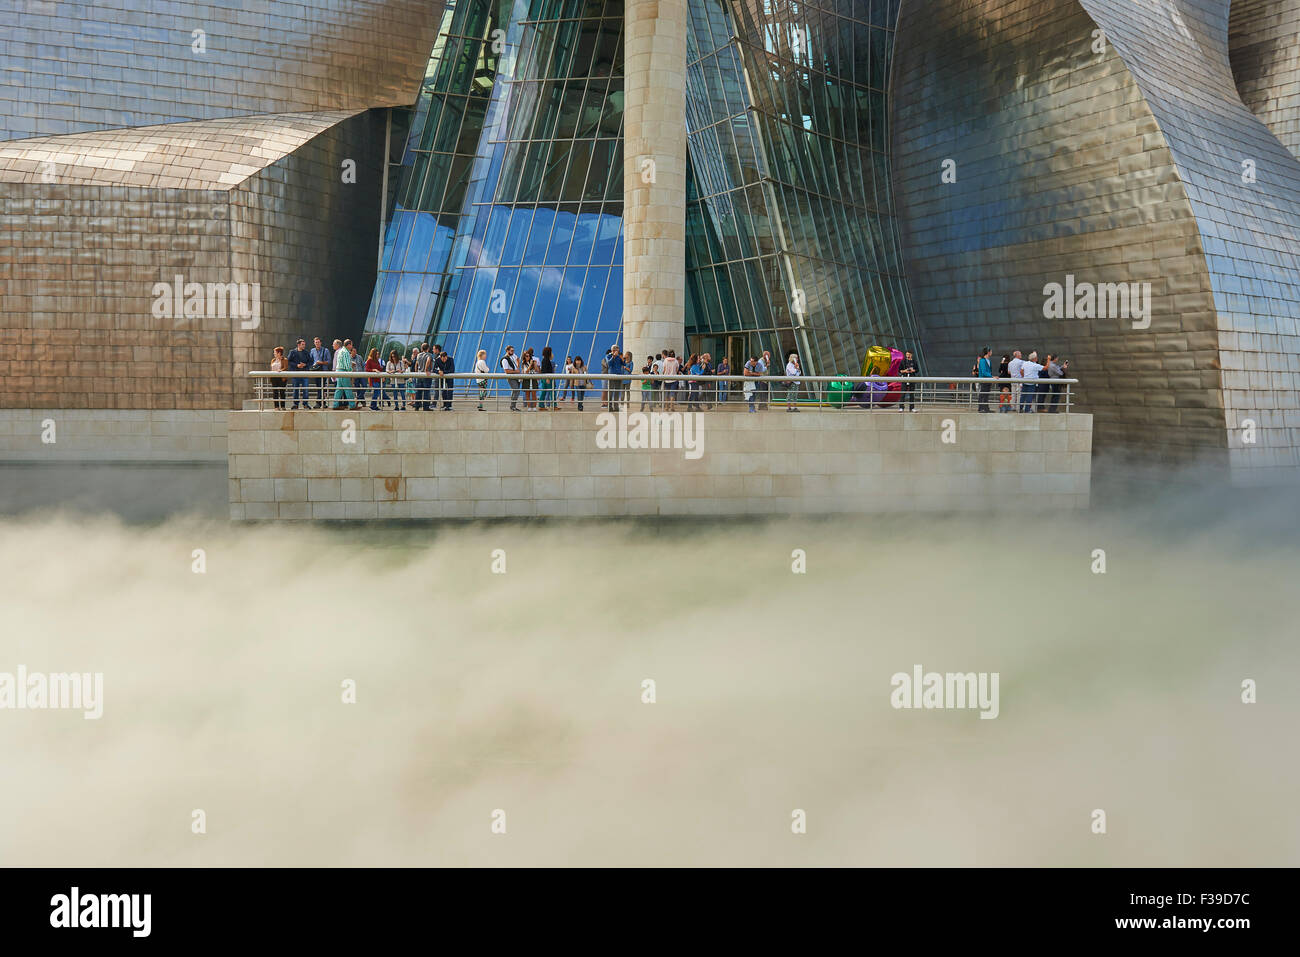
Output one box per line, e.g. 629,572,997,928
0,0,441,141
893,0,1300,479
1230,0,1300,161
0,0,440,408
684,0,920,375
361,0,624,374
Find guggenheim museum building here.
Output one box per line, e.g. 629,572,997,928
1,0,1298,482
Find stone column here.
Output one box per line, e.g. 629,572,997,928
623,0,686,364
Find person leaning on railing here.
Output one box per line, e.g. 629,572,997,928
269,346,289,410
742,355,759,412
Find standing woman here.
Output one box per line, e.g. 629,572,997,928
386,349,404,410
364,348,383,410
686,353,702,411
539,346,555,409
700,352,715,410
474,348,491,411
270,346,289,409
521,349,537,409
571,356,589,411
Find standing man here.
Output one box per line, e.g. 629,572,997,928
1019,351,1044,413
607,347,626,411
757,350,772,410
434,345,455,410
977,347,993,413
898,349,919,412
330,338,354,409
309,336,332,408
414,343,433,410
501,345,521,411
287,337,312,409
1007,349,1024,412
1044,353,1064,412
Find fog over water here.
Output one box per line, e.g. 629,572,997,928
0,466,1296,866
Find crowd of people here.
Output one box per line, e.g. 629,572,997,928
265,338,1069,414
972,348,1070,413
266,340,813,414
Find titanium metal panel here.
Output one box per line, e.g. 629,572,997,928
892,0,1300,481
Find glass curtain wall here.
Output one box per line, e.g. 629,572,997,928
684,0,922,375
362,0,624,375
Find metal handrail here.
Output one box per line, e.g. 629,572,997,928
246,371,1077,413
248,372,1079,384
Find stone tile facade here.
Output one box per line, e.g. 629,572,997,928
0,409,226,462
226,410,1093,520
623,0,687,360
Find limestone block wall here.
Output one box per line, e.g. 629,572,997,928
623,0,687,359
227,410,1093,520
0,409,227,462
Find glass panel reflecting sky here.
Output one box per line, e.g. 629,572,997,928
684,0,921,375
362,0,624,374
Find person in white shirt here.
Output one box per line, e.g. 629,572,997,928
474,349,491,411
1006,350,1023,412
1019,350,1044,412
784,353,801,411
661,350,680,410
500,345,521,411
562,356,574,404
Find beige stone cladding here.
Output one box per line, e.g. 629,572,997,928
227,409,1093,520
0,409,227,461
623,0,687,360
